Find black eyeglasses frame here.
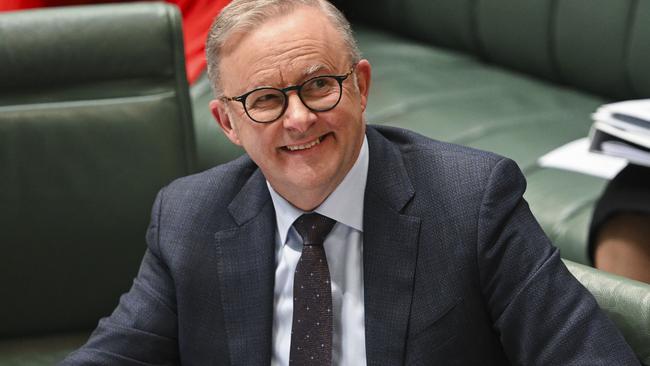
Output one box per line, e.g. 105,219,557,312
221,64,357,124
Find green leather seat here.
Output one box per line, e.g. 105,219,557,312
564,260,650,365
191,73,244,171
0,3,195,364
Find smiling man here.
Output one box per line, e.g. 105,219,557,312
62,0,640,365
209,4,369,213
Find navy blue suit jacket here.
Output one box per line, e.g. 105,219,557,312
62,125,639,365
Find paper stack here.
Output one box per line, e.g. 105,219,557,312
589,99,650,167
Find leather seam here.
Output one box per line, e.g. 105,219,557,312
622,0,641,97
547,0,564,84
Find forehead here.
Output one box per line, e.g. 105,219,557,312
219,6,349,93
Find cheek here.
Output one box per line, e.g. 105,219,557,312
227,111,255,145
332,106,363,133
240,126,277,157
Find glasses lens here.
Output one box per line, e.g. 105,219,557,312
300,76,341,111
245,88,286,122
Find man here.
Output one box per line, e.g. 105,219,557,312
62,0,640,365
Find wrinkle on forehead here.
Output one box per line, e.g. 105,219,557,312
219,6,348,95
245,41,341,86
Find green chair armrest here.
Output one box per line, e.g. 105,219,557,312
564,259,650,365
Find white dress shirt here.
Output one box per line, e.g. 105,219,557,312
268,136,369,366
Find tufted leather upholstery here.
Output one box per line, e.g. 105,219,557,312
337,0,650,99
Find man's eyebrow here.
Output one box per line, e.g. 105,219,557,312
300,64,329,79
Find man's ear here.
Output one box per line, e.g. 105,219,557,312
209,99,242,146
355,59,372,113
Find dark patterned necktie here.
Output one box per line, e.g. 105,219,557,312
289,213,336,366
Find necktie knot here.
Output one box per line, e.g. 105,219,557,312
293,213,336,246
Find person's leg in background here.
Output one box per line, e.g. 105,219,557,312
590,164,650,283
595,212,650,283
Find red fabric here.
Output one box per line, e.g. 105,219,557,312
0,0,129,11
165,0,230,84
0,0,231,84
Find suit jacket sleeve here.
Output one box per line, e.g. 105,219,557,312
478,158,639,365
60,189,180,365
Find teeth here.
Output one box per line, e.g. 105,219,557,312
286,137,321,151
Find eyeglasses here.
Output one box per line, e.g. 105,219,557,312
222,64,357,123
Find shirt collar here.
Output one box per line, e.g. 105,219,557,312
267,135,369,244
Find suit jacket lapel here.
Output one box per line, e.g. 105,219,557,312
215,168,275,366
363,127,421,366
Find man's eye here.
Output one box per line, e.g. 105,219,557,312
313,78,328,88
307,78,330,90
258,94,281,102
249,92,283,109
303,77,335,95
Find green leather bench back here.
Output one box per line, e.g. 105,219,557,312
336,0,650,100
478,0,650,99
191,74,245,171
0,3,195,337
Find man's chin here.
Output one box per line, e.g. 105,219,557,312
269,173,338,209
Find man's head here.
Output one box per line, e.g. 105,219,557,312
206,0,361,96
207,0,372,211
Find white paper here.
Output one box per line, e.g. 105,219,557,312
592,111,650,136
596,98,650,122
538,138,627,179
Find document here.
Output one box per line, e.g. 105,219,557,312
538,138,627,179
589,99,650,168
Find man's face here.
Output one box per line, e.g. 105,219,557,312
210,6,371,210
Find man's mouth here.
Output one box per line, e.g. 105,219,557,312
284,135,324,151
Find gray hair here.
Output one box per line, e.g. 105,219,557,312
205,0,361,96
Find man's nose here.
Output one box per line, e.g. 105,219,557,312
282,93,317,133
